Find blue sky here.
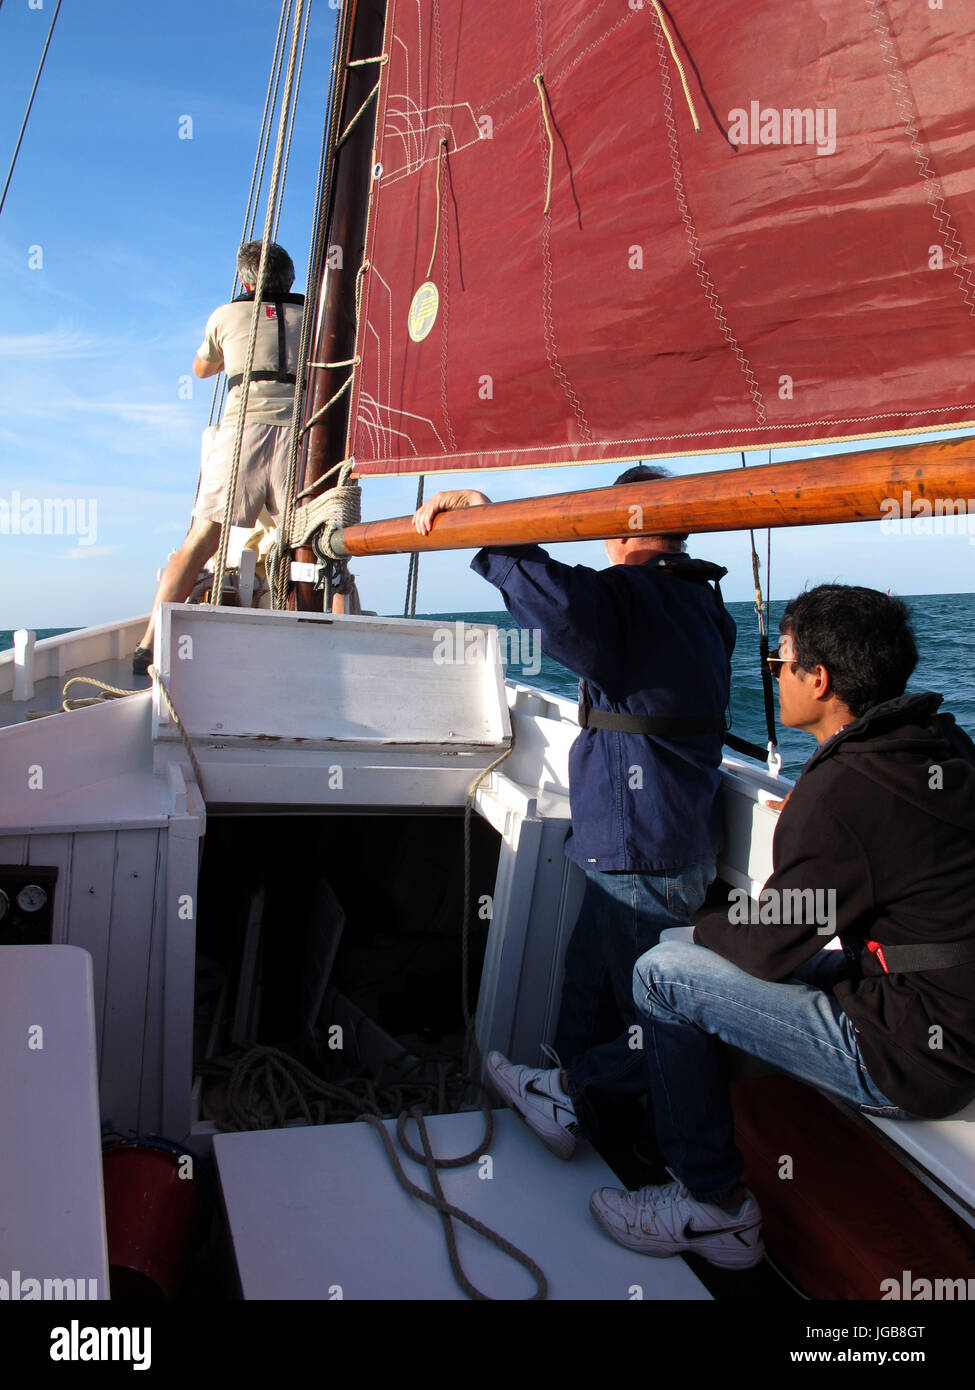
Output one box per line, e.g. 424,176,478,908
1,0,972,631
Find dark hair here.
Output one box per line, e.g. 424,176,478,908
613,463,687,549
236,240,295,295
780,584,917,717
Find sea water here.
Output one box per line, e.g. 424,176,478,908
424,593,975,779
4,594,972,779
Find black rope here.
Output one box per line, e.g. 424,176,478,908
404,476,425,615
741,451,779,753
0,0,63,219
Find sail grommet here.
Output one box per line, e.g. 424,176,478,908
372,162,384,179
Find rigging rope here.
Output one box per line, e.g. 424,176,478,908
272,0,313,242
0,0,64,220
211,0,308,606
740,451,780,770
208,0,294,430
336,76,382,148
274,15,362,608
403,477,425,616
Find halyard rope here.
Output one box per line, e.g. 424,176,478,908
274,3,348,608
208,0,294,430
211,0,308,606
148,664,207,797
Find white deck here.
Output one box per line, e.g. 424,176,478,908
213,1109,711,1301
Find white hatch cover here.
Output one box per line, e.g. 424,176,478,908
153,604,510,751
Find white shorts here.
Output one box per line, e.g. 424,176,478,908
193,421,294,527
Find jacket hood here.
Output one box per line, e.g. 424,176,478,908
806,691,975,832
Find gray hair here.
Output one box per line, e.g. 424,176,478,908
613,463,687,550
236,241,295,295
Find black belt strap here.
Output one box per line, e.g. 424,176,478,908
578,681,725,737
724,731,772,761
582,707,725,736
227,369,298,390
869,939,975,973
275,300,289,383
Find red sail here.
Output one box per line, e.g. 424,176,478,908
346,1,975,477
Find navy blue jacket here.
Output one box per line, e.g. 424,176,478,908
472,545,736,872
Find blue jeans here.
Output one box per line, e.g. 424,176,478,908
553,863,715,1144
632,940,914,1202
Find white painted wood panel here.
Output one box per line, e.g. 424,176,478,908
63,832,117,1041
0,835,29,865
99,830,160,1133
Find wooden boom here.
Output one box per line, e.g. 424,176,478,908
331,437,975,557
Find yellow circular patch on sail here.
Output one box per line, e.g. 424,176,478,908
408,281,439,342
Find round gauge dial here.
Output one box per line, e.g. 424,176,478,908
16,884,48,913
0,888,8,920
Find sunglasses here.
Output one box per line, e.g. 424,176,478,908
766,641,798,679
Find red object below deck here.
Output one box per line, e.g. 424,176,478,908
102,1141,209,1300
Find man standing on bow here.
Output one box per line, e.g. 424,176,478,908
133,241,304,673
413,466,736,1164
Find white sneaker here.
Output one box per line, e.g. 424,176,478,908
485,1050,581,1160
589,1181,764,1269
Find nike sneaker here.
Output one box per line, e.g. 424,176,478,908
485,1050,581,1160
589,1180,765,1269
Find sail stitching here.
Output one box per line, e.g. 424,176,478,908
352,406,975,474
534,3,594,446
867,0,975,318
376,9,635,190
652,9,767,427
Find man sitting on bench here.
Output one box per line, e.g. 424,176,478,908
590,584,975,1270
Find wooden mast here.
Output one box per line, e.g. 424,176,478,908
331,437,975,556
292,0,387,611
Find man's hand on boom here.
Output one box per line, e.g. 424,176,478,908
412,489,491,536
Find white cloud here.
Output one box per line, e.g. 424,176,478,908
60,545,119,561
0,328,102,359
